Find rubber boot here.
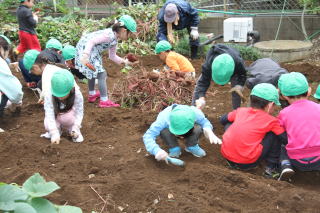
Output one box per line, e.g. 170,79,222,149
190,46,198,60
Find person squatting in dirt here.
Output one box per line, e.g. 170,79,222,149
143,104,222,164
20,38,65,88
75,15,138,108
277,72,320,181
192,44,247,110
220,83,287,179
246,58,289,107
41,69,84,144
0,35,23,120
62,45,88,84
157,0,200,59
15,0,41,56
313,85,320,102
155,40,196,78
22,47,71,104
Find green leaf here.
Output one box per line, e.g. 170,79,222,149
22,173,60,197
14,202,37,213
0,185,28,211
29,198,57,213
57,205,83,213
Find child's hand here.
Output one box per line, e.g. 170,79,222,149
51,136,60,144
155,149,168,161
203,128,222,145
195,97,206,109
80,53,89,66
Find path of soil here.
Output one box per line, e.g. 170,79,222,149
1,55,320,212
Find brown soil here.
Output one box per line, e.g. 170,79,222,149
1,56,320,213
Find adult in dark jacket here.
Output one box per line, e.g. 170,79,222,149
192,44,247,110
157,0,200,59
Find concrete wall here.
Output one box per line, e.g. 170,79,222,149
199,16,320,41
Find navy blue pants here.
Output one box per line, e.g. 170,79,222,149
19,59,41,83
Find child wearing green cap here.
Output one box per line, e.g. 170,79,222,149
0,35,23,119
192,44,247,110
277,72,320,181
220,83,287,178
62,45,87,83
143,104,221,164
16,0,41,55
42,68,84,144
155,40,195,78
313,85,320,102
75,15,137,108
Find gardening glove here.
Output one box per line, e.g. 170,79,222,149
229,85,246,101
51,134,60,144
124,58,134,66
190,27,199,40
195,97,206,109
33,13,39,23
203,128,222,145
155,149,169,162
80,53,90,66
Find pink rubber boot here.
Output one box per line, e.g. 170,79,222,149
88,90,100,103
99,100,120,108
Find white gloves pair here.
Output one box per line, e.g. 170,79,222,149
190,27,199,40
203,128,222,145
195,97,206,109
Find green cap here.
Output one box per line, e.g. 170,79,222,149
211,53,235,85
251,83,281,105
155,40,172,54
169,105,196,135
119,15,137,33
51,69,75,97
278,72,309,96
46,38,63,51
23,49,40,71
62,45,76,61
19,0,25,2
0,35,11,45
313,85,320,99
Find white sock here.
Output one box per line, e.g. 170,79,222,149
100,96,108,101
89,90,96,95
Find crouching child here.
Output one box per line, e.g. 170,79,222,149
143,104,221,163
220,83,287,178
42,69,84,144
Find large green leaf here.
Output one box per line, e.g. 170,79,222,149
14,202,37,213
22,173,60,197
57,205,83,213
29,198,57,213
0,185,28,211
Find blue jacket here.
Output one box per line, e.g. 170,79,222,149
142,104,213,156
0,58,23,103
157,0,199,41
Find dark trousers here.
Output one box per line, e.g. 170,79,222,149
230,75,241,109
160,125,202,148
223,122,281,170
70,68,86,80
280,145,320,171
19,59,41,83
0,94,9,117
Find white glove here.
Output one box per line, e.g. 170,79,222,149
190,27,199,40
195,97,206,109
51,134,60,144
71,126,84,143
155,149,169,161
80,53,89,66
203,128,222,145
33,14,39,23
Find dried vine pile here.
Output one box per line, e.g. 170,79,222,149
111,68,195,111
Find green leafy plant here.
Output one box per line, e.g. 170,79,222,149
0,173,82,213
174,33,211,57
226,44,262,61
299,0,320,14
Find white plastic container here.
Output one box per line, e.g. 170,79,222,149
223,17,253,42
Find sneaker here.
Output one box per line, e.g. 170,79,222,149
88,90,100,103
278,167,295,181
169,146,181,158
185,144,206,158
264,166,280,179
99,100,120,108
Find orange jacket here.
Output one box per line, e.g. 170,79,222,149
166,51,195,73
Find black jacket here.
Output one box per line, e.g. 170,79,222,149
16,5,37,34
193,44,247,101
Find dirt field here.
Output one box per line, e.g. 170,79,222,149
1,55,320,213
